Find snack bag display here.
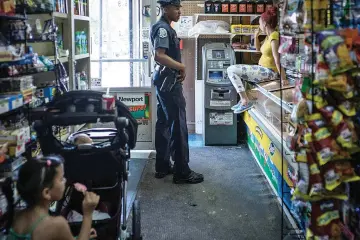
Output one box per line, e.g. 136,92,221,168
306,200,342,240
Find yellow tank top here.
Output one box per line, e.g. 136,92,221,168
258,31,279,73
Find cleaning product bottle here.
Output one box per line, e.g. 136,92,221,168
75,32,81,55
80,71,88,89
80,31,85,54
213,0,222,13
205,0,214,13
83,31,87,53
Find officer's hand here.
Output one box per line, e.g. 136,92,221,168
177,70,186,82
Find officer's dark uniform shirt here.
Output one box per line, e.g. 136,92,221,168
150,16,181,64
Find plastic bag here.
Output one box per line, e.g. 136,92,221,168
188,20,230,37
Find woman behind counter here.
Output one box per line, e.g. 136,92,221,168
227,6,288,114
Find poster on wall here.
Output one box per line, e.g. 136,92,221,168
117,92,152,142
172,16,193,37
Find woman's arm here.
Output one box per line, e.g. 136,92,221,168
271,39,288,85
254,29,261,52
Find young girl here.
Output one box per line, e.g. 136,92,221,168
227,6,288,114
7,155,99,240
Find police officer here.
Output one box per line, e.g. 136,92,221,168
150,0,204,184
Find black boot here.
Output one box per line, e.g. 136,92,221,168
173,170,204,184
155,164,174,179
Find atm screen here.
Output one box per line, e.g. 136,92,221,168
209,71,223,79
212,50,225,59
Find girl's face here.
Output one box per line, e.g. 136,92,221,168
259,17,266,32
44,165,66,201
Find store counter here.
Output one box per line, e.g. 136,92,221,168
243,81,304,229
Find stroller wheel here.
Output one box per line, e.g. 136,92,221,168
132,200,142,240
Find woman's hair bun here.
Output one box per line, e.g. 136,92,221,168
268,6,277,16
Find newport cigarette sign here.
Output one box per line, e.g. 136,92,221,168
117,92,151,120
117,93,145,106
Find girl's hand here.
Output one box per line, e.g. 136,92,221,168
90,228,97,239
82,191,100,217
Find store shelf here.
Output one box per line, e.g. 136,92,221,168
74,53,90,60
196,13,261,17
232,33,266,37
0,14,27,20
234,49,260,53
52,12,68,19
12,39,54,44
47,55,69,63
74,15,90,21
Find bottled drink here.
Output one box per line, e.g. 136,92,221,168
230,0,238,13
221,0,230,14
238,0,247,13
264,0,272,11
255,0,265,14
205,0,214,13
246,0,254,13
213,0,222,13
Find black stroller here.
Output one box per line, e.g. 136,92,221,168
33,90,141,240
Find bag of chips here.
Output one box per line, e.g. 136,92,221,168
334,120,359,150
311,127,349,165
318,105,344,127
322,161,360,191
293,150,323,200
323,43,355,75
317,30,356,75
306,200,342,240
305,113,327,131
314,54,329,85
325,74,352,93
337,100,356,117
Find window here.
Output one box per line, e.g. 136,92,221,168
90,0,148,88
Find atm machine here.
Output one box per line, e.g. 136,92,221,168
202,43,237,146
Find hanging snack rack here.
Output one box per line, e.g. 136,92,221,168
280,0,360,239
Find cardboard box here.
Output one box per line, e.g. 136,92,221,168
0,126,30,145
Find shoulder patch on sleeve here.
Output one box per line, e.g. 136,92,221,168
158,28,168,38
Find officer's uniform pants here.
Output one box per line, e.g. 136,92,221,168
155,84,191,175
